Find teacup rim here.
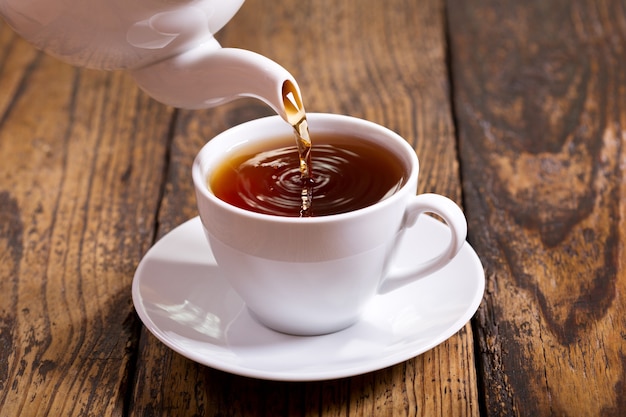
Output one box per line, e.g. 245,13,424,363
192,113,419,224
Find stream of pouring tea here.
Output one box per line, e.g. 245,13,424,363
282,82,313,216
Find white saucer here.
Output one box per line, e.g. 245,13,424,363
132,216,484,381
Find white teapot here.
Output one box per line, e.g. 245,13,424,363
0,0,304,122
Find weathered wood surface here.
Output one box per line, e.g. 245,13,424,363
0,21,175,416
0,0,480,415
128,0,478,415
448,0,626,415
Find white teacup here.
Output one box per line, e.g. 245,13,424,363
192,113,467,335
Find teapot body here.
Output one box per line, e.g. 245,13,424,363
0,0,245,70
0,0,304,122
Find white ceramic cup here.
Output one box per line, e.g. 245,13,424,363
192,113,467,335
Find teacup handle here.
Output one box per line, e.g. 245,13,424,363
378,193,467,294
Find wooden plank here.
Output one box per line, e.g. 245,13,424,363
447,0,626,415
0,22,174,415
128,0,479,415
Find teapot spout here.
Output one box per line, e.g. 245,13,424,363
130,39,305,124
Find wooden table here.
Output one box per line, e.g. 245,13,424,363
1,0,624,415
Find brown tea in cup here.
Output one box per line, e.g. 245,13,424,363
209,132,407,217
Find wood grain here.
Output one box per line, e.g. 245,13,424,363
0,22,174,415
128,0,478,415
448,0,626,415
